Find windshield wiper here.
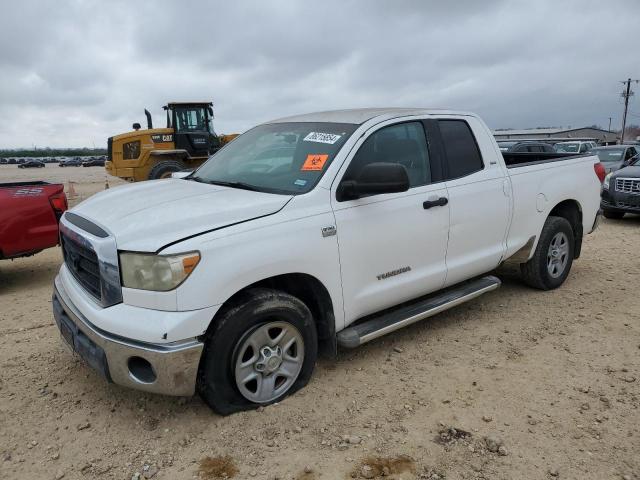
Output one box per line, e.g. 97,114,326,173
192,178,261,192
188,176,209,183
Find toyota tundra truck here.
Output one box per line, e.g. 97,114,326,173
52,108,604,414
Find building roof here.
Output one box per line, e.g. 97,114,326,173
269,108,472,125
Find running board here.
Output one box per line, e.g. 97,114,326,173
336,275,501,348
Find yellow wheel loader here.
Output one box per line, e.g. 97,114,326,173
105,102,238,181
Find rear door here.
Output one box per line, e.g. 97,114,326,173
331,119,450,324
435,116,511,286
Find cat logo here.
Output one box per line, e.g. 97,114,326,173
151,134,173,143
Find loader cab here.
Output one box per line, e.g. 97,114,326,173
164,102,221,157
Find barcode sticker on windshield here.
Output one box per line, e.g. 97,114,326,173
303,132,342,144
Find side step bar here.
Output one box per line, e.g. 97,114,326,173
337,275,501,348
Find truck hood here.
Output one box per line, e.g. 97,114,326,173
70,179,292,252
611,165,640,179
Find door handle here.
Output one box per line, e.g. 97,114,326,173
423,197,448,209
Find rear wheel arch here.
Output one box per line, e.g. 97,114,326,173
548,199,583,259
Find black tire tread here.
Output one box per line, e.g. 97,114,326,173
148,159,186,180
197,288,317,415
520,216,574,290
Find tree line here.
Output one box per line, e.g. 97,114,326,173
0,148,107,158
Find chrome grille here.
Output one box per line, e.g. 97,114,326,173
615,177,640,195
61,231,101,300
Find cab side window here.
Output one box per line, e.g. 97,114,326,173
625,147,636,160
344,122,431,187
437,120,484,179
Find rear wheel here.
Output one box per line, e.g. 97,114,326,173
603,210,624,219
148,159,186,180
520,216,574,290
198,288,317,415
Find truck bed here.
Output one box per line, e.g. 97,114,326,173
0,181,52,188
0,181,67,259
502,152,589,168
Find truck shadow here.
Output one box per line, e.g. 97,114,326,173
603,213,640,225
0,254,61,295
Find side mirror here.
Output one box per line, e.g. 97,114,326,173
132,122,141,131
338,162,409,201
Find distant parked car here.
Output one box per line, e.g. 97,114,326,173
554,141,593,154
591,145,639,173
82,158,106,167
59,159,82,167
7,158,16,165
18,160,45,169
0,159,7,165
498,141,555,153
601,155,640,218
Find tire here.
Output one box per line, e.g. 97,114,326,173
197,288,318,415
603,210,624,219
520,216,574,290
148,160,186,180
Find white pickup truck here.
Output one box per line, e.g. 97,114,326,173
53,108,604,414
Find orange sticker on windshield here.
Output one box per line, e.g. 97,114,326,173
301,154,329,171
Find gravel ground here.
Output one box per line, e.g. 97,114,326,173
0,166,638,480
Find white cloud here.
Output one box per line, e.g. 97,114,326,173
0,0,638,148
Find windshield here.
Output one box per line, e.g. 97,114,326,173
554,142,579,153
498,141,516,151
191,122,357,195
593,148,624,163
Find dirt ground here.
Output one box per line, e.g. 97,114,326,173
1,165,638,480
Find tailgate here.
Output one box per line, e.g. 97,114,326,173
0,182,67,258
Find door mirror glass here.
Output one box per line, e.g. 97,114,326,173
338,162,409,200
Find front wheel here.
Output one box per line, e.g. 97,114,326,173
520,216,574,290
198,288,317,415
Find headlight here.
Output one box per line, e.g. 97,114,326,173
119,251,200,291
603,172,612,189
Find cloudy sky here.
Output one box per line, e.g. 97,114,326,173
1,0,639,148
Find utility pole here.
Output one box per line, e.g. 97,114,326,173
608,117,612,132
620,78,639,143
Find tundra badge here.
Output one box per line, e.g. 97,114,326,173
321,225,337,237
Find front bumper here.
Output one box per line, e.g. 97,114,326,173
52,276,204,396
601,189,640,214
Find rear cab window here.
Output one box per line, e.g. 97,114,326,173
437,120,484,179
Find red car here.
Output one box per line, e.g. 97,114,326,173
0,182,68,259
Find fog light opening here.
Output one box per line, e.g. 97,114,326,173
127,356,157,384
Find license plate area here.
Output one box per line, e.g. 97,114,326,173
59,319,75,349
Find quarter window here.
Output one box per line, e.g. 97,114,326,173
344,122,431,188
438,120,483,179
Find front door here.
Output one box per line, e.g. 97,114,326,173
331,119,450,325
172,105,214,157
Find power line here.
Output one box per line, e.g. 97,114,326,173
620,78,639,142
